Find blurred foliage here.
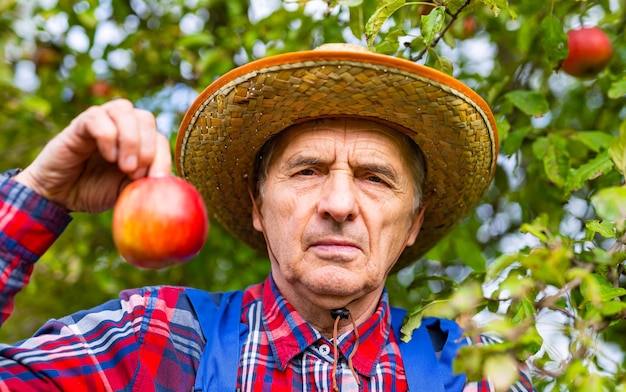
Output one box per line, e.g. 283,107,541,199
1,0,626,390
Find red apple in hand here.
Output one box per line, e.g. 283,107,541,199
112,176,209,269
561,27,613,78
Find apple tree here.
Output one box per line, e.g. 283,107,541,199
365,1,626,390
0,0,625,390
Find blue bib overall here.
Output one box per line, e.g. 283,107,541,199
186,289,467,391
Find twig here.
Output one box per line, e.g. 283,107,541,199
607,232,626,255
535,271,589,316
412,0,473,62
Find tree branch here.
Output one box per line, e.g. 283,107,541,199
412,0,473,62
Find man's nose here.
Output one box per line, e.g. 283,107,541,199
316,172,359,223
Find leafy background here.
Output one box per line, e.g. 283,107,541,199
1,0,626,390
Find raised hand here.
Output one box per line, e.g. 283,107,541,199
13,99,172,213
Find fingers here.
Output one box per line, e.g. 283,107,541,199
107,99,141,173
81,99,171,179
148,131,173,178
12,99,172,213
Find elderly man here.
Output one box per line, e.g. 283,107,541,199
0,45,533,391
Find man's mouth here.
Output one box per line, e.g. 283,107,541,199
308,238,363,258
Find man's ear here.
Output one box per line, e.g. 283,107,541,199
248,186,264,233
405,203,427,247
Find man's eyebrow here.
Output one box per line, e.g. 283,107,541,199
283,155,400,183
283,155,321,170
360,163,399,183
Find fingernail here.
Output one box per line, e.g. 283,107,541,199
124,156,137,171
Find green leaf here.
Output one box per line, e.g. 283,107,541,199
449,282,484,314
22,95,52,117
599,284,626,302
586,220,617,239
76,8,98,29
519,214,550,243
511,297,535,324
373,27,406,54
496,116,511,144
591,187,626,229
433,54,454,75
484,354,520,391
580,273,604,306
608,128,626,175
517,338,543,363
486,253,518,281
365,0,406,46
445,0,470,14
539,15,569,70
580,274,626,313
601,301,626,317
516,16,535,54
504,90,549,116
501,125,530,155
455,345,484,381
520,247,571,288
500,274,534,300
608,78,626,99
422,299,459,319
337,0,363,6
420,6,446,46
478,0,501,16
574,131,615,152
401,299,461,342
177,33,215,48
477,0,517,18
542,134,569,187
565,151,614,193
399,308,423,342
590,247,613,265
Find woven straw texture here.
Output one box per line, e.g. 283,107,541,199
176,48,498,270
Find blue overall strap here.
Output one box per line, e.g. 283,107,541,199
186,289,246,392
423,317,468,391
390,307,467,392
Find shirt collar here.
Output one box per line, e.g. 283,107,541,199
261,275,392,376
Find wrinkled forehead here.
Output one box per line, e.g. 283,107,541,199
287,117,407,139
270,117,418,160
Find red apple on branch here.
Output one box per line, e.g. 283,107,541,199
112,176,209,269
450,16,477,40
561,26,613,78
90,80,113,98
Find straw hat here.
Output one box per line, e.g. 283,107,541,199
175,44,498,271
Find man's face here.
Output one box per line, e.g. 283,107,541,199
252,118,423,306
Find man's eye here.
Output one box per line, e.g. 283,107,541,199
299,168,315,176
366,175,383,183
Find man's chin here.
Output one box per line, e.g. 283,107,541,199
302,269,369,297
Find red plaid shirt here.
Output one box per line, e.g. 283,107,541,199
0,175,534,391
238,276,408,391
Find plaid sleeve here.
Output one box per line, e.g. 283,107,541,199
0,175,72,325
462,334,535,392
0,285,204,392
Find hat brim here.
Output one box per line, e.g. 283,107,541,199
175,48,498,271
